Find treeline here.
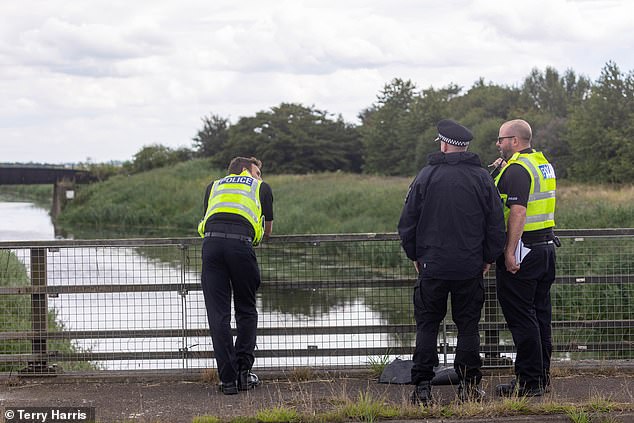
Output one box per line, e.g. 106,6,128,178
105,61,634,182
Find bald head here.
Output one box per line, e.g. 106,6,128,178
501,119,532,145
497,119,534,160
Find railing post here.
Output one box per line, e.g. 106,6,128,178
179,243,190,370
23,247,55,374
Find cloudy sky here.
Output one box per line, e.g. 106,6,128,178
2,0,633,164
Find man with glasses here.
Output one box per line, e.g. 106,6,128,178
492,119,557,397
398,119,505,405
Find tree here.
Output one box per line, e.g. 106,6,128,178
567,61,634,183
445,79,519,166
360,79,418,175
518,67,591,117
192,114,229,165
129,144,192,174
360,79,459,175
220,103,362,174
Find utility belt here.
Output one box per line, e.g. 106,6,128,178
204,232,253,244
524,236,561,248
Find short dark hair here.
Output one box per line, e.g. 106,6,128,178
228,156,262,174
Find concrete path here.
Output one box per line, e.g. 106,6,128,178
2,370,633,422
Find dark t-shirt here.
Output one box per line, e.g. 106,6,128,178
496,149,553,243
202,180,274,237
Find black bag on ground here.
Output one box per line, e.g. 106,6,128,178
378,358,459,385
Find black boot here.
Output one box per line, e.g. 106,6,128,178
410,381,432,406
496,379,544,397
219,381,238,395
237,370,261,391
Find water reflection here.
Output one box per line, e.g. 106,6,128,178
2,203,416,370
0,202,55,241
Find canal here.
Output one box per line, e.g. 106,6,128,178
0,202,410,371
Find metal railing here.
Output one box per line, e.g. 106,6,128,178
1,229,632,376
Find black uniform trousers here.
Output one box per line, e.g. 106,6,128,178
496,244,556,390
201,236,261,384
411,275,484,385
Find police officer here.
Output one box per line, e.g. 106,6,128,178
492,119,557,397
398,119,506,405
198,156,274,395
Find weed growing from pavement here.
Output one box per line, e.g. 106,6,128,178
191,394,631,423
288,367,315,382
588,391,615,412
566,408,591,423
539,400,575,414
339,392,400,422
256,406,300,422
192,416,221,423
497,396,531,414
367,352,391,379
189,371,632,423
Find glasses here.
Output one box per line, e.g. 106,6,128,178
496,135,515,143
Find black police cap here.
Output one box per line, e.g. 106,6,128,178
436,119,473,146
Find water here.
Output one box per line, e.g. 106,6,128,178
0,202,56,241
1,202,406,371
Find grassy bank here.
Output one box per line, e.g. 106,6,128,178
56,159,411,236
0,185,53,209
0,250,95,371
54,159,634,236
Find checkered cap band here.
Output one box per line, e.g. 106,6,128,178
437,133,470,147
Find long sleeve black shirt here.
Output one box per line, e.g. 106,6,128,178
398,151,506,280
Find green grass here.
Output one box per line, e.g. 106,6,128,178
58,164,409,237
339,392,401,422
188,388,629,423
0,249,96,372
256,406,300,423
192,416,222,423
0,250,31,368
367,352,391,379
0,185,53,209
52,159,633,238
556,181,634,228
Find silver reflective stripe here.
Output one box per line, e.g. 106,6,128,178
516,156,541,192
214,179,260,208
526,213,555,224
529,190,556,201
208,201,259,222
217,188,257,200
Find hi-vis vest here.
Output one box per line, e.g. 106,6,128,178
494,150,556,232
197,170,264,245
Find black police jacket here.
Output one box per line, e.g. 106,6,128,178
398,151,506,280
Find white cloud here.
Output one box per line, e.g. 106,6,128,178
1,0,633,163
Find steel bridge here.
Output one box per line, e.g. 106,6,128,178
0,165,96,218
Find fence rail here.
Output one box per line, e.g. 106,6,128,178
1,229,632,375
